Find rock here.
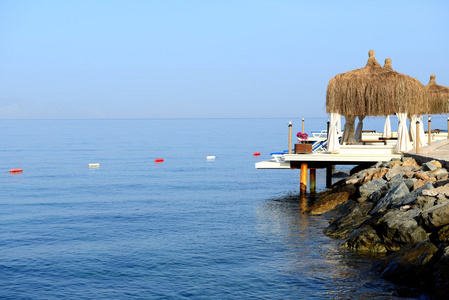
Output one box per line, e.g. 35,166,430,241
389,159,403,168
415,171,431,181
436,172,449,181
415,195,437,210
400,205,411,211
433,224,449,247
423,161,439,171
323,202,374,239
428,168,448,177
420,202,449,230
423,183,449,197
333,171,349,178
342,225,387,253
385,165,409,181
360,168,389,184
322,200,357,220
368,174,405,204
414,179,432,190
404,178,417,190
433,247,449,299
358,177,387,201
401,157,420,168
369,181,410,215
390,181,434,209
375,208,428,251
430,160,443,169
370,242,439,288
435,178,449,188
304,184,356,215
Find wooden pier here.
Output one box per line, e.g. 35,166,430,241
255,144,402,191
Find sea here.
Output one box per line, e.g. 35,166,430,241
2,117,445,299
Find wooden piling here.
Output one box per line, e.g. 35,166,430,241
300,163,308,195
326,165,332,188
310,169,316,194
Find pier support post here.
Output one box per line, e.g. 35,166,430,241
326,165,333,188
310,169,316,194
300,163,308,195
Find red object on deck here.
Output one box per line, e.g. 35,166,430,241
253,152,261,156
155,159,164,163
10,168,23,173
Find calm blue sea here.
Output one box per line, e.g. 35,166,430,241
1,118,439,299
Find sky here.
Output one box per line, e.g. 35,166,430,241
1,0,448,119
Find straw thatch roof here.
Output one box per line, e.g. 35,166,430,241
326,50,429,116
427,74,449,114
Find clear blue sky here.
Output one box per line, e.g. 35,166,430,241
1,0,448,119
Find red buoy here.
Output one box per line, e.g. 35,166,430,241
253,152,261,156
155,159,164,163
10,168,23,173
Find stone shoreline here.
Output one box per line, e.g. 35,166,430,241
305,157,449,299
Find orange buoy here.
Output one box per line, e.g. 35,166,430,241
10,168,23,173
155,158,164,163
253,152,261,156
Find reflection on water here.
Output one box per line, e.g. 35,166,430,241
255,192,428,299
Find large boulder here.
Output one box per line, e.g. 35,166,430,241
322,199,357,220
374,208,429,251
390,181,434,209
360,168,389,184
304,183,356,215
385,165,418,180
370,242,439,288
433,224,449,248
433,246,449,299
419,202,449,230
367,174,405,204
323,202,373,239
415,195,437,210
358,177,387,202
369,181,410,215
342,225,387,253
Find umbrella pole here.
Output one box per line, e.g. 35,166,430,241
416,121,420,154
302,118,305,134
428,117,432,146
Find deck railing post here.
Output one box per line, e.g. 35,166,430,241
288,121,292,154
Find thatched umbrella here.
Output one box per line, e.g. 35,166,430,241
427,74,449,114
326,50,429,152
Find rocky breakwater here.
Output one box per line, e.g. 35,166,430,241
305,157,449,299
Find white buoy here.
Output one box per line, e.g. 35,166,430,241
89,163,100,168
206,156,216,161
